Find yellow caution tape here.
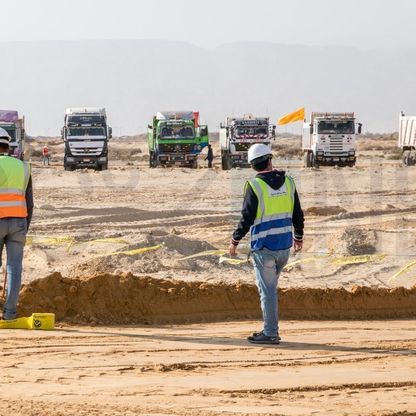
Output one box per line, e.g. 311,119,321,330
27,236,129,253
283,255,329,270
331,254,386,266
0,313,55,330
389,259,416,283
219,256,248,265
99,244,162,258
27,236,74,246
176,250,227,261
87,238,129,245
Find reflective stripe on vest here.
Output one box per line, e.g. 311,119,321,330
0,156,31,219
248,176,295,251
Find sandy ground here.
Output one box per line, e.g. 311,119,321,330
1,320,415,416
19,136,416,289
1,136,415,415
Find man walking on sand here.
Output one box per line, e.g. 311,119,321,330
42,144,50,166
0,128,34,320
205,144,214,168
229,143,304,344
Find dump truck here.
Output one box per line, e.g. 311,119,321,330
148,111,209,168
219,114,275,170
61,108,112,171
399,112,416,166
0,110,25,160
303,112,362,168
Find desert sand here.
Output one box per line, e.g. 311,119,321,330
1,135,415,415
1,320,415,416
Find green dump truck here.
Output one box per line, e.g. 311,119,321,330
148,111,209,168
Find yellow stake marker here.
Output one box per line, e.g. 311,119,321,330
0,313,55,330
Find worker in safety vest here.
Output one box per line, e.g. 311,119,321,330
42,144,50,166
0,127,34,320
229,143,304,344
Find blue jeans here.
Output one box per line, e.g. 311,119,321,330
251,248,290,337
0,218,27,320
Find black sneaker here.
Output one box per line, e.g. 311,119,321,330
252,331,281,341
247,331,280,345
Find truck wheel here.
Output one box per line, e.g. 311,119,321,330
149,152,157,168
304,152,312,168
403,150,411,166
311,154,319,168
409,151,416,166
191,160,198,169
221,153,230,170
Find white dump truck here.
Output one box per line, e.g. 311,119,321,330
220,114,275,170
61,108,112,171
0,110,25,160
399,112,416,166
303,112,362,168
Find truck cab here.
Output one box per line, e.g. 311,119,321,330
0,110,25,161
220,114,275,170
148,111,209,168
303,112,362,168
62,108,111,171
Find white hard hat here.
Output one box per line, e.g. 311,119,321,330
247,143,272,164
0,127,11,146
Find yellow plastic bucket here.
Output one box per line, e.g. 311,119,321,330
0,313,55,330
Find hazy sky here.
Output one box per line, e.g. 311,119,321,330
1,0,415,49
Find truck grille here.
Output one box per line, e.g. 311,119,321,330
235,143,251,151
329,137,344,152
158,143,195,153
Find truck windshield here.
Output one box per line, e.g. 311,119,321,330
4,128,16,142
236,127,268,135
67,115,105,125
160,125,195,139
68,127,106,136
318,121,355,134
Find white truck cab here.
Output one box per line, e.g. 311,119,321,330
303,112,361,168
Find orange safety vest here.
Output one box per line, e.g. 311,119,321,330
43,147,49,156
0,155,31,219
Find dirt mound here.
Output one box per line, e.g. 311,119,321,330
330,227,377,255
13,273,416,324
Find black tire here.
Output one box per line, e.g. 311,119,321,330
304,151,313,168
409,151,416,166
311,154,319,168
64,161,74,171
149,152,157,168
191,160,198,169
221,152,230,170
403,150,411,166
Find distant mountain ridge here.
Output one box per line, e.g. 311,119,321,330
0,40,414,135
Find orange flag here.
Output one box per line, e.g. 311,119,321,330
277,107,305,125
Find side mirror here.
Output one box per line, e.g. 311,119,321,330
357,123,362,134
148,124,153,130
108,127,113,139
61,127,64,140
309,124,314,135
200,126,208,136
220,123,223,129
272,125,276,138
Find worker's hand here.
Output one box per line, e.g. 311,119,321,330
229,242,237,257
293,239,303,252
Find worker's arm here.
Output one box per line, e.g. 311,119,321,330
292,189,304,251
25,176,34,230
231,183,258,246
292,189,304,241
